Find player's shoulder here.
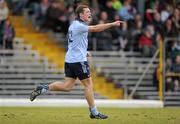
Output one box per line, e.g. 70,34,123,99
71,20,87,30
70,20,80,27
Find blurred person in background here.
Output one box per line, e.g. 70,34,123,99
165,35,180,92
139,25,157,57
172,7,180,34
160,2,171,23
119,0,136,27
118,21,131,51
103,0,116,21
96,11,113,51
166,55,180,92
26,0,41,16
46,0,69,34
0,0,9,49
170,55,180,91
12,0,28,15
171,39,180,64
164,18,178,58
131,14,143,51
153,11,163,33
35,0,50,31
0,0,8,25
3,19,15,51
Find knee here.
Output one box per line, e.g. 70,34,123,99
84,81,93,89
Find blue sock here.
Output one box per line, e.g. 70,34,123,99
90,106,99,116
41,84,49,94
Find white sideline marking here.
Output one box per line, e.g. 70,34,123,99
0,99,163,108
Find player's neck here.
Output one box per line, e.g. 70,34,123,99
76,17,85,22
76,17,88,25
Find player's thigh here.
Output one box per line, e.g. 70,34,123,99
64,77,76,89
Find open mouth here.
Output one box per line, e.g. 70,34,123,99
88,15,91,19
88,15,92,19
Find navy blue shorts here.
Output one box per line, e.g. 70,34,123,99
65,61,90,80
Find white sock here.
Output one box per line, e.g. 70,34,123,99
41,84,49,94
90,106,99,115
41,88,48,94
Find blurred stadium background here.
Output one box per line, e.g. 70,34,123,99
0,0,180,108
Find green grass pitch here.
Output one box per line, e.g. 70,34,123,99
0,107,180,124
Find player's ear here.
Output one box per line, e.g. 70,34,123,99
79,12,83,18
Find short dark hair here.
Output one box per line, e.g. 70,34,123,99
75,4,89,17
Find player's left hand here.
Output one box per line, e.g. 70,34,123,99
87,51,91,57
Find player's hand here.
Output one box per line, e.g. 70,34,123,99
87,51,91,57
112,21,125,27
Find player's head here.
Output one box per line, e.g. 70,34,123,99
75,4,92,23
0,0,5,8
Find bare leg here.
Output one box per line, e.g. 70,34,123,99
30,77,76,101
49,77,76,92
81,77,95,107
81,77,108,119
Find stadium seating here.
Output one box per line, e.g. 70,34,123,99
91,51,180,106
0,38,106,99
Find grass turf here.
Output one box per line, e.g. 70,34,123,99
0,107,180,124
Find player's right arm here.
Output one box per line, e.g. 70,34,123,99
88,21,124,32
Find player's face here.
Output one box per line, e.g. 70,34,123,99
81,8,92,23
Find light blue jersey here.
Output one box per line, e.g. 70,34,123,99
65,19,89,63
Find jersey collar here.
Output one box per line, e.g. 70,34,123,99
76,17,88,25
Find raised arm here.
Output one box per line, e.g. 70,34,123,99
88,21,124,32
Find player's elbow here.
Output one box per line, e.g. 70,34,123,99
95,28,102,32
